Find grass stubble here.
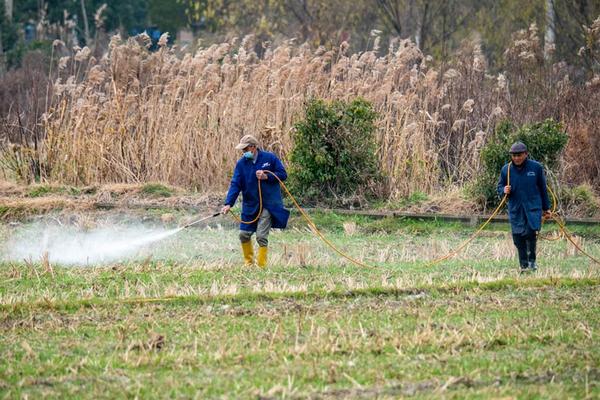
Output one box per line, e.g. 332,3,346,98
0,215,599,398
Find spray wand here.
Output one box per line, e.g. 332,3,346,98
179,212,222,229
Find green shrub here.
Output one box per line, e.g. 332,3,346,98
288,98,381,205
558,184,599,217
472,119,568,206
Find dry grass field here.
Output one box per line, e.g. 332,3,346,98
1,211,599,398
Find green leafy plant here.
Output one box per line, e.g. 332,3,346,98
558,184,600,217
288,98,381,205
472,119,568,206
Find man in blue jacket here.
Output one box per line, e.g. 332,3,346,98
497,142,551,272
221,135,290,268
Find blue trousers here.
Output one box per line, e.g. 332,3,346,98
512,226,537,267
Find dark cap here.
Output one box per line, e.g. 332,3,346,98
509,141,527,154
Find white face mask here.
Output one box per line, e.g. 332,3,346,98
243,151,254,159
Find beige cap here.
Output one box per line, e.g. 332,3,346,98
235,134,259,150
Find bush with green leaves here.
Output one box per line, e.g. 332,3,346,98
471,119,568,207
288,98,380,205
558,184,599,217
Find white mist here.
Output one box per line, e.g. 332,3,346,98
3,224,184,265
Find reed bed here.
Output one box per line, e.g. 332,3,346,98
39,34,492,197
6,22,599,198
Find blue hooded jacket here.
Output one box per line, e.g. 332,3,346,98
224,149,290,232
497,159,550,234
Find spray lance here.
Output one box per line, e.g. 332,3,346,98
179,211,222,229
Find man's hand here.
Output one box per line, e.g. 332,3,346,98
503,185,511,194
543,210,552,220
221,205,231,214
256,170,268,180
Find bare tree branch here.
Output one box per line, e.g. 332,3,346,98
376,0,403,36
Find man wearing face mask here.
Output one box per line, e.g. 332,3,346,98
497,141,551,273
221,135,290,268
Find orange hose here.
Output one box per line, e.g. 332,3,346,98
227,165,598,268
229,170,378,269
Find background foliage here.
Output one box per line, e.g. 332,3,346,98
0,0,599,210
3,0,600,69
288,98,380,205
473,119,569,206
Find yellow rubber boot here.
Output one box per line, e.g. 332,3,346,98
241,241,254,266
257,246,268,268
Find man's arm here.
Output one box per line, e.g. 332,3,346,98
224,163,243,209
538,165,551,211
497,165,508,198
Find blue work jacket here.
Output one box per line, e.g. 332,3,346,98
224,150,290,232
497,159,550,234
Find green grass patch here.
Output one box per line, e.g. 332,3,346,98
1,278,598,398
139,183,174,198
0,205,31,221
372,191,430,210
26,185,80,197
0,206,10,219
3,276,598,314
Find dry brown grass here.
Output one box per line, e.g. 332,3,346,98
401,186,478,214
15,35,503,198
3,23,598,199
0,197,84,216
0,180,24,197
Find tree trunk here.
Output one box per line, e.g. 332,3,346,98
5,0,13,20
376,0,402,37
544,0,555,59
80,0,91,45
416,1,430,50
0,29,5,75
0,0,8,73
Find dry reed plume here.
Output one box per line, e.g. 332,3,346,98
7,21,599,199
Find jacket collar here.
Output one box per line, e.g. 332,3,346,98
514,158,529,170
